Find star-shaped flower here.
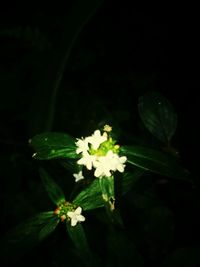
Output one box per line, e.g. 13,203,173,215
77,152,97,170
73,171,84,182
75,138,89,154
86,130,107,150
112,154,127,172
67,207,85,227
93,151,115,177
93,150,127,177
94,156,113,177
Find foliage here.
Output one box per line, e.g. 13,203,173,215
1,89,192,266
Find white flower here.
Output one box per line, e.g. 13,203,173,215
93,150,127,177
73,171,84,182
93,151,115,177
86,130,107,150
77,152,97,170
75,138,89,154
112,155,127,172
67,207,85,227
94,155,113,177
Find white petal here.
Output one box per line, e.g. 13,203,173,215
119,156,127,163
75,138,89,154
75,207,82,215
107,150,114,157
105,169,112,177
94,167,103,177
86,161,92,170
67,211,74,218
117,164,125,172
73,171,84,182
71,218,78,227
87,130,107,150
77,215,85,222
77,157,85,165
75,176,84,183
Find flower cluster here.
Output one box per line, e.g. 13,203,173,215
54,201,85,227
73,125,127,180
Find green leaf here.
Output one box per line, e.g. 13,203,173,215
73,179,104,210
39,168,66,205
29,132,78,160
121,146,189,179
0,212,59,264
138,91,177,143
38,216,60,241
7,212,58,242
120,169,145,195
66,222,92,263
59,159,80,173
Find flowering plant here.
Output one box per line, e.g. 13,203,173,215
1,92,189,266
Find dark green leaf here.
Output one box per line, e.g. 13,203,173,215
138,91,177,143
110,209,124,228
66,222,92,264
120,169,145,195
6,212,58,243
0,212,59,264
73,179,104,210
121,146,189,179
39,168,65,205
59,159,80,173
29,132,78,160
38,216,59,241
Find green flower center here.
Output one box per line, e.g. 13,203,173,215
54,201,77,221
89,136,120,156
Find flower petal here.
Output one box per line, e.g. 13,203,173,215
75,207,82,215
67,211,74,218
77,215,85,222
71,218,78,227
73,171,84,182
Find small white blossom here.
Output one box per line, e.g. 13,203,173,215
77,152,97,170
75,138,89,154
112,155,127,172
93,151,114,177
86,130,107,150
94,155,113,177
73,171,84,182
93,150,127,177
67,207,85,227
